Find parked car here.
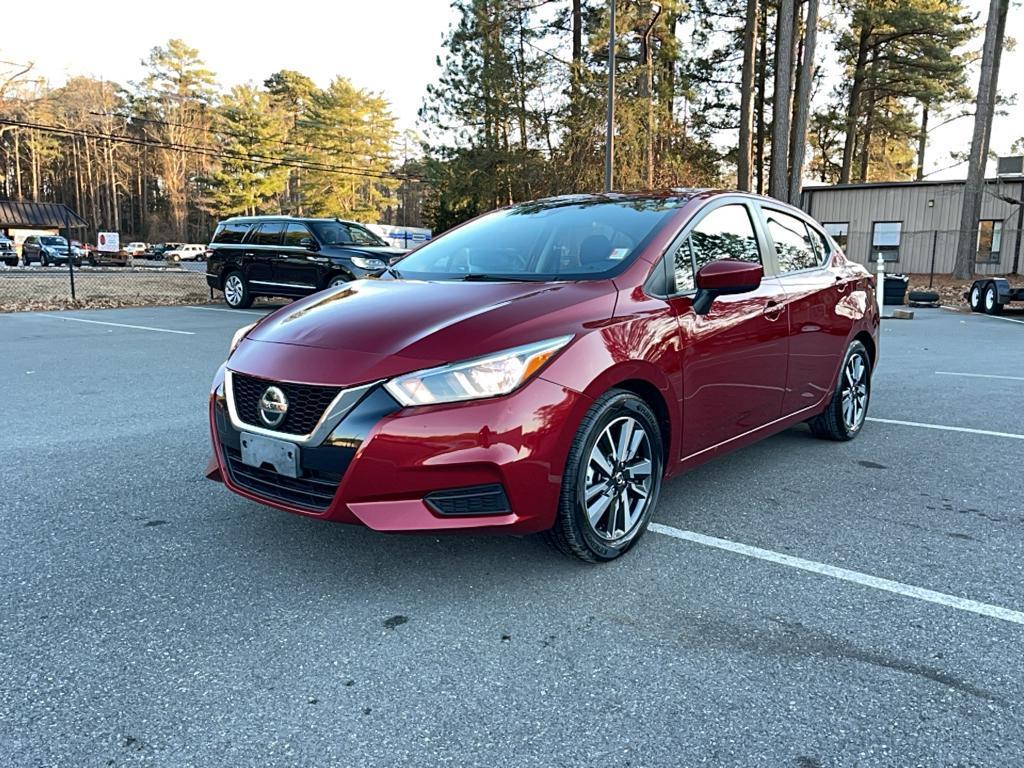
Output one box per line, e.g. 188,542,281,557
206,191,879,562
21,235,80,267
83,247,135,267
0,234,16,266
164,244,208,262
146,242,183,260
205,216,405,308
123,241,148,256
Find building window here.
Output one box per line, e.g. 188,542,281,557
976,220,1002,264
824,222,849,252
871,221,902,262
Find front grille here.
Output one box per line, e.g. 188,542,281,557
223,446,340,511
424,485,511,516
231,373,341,436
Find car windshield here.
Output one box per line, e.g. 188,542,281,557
309,221,387,247
393,197,684,281
41,237,67,246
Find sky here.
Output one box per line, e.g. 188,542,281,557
1,0,1021,181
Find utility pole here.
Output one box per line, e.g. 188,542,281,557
642,2,663,189
952,0,1009,280
604,0,616,192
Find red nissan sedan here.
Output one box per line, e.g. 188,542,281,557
206,191,878,562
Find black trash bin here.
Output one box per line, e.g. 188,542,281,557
883,274,909,305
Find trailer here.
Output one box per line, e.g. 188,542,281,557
966,278,1024,315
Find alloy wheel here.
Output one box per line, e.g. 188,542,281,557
224,275,244,307
840,353,869,431
583,416,654,540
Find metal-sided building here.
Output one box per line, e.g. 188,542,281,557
801,177,1023,276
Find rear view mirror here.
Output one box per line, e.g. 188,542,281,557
693,259,763,315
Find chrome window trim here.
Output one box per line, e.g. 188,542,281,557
225,370,379,446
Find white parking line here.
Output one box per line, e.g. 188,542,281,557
649,523,1024,626
35,315,195,335
186,306,269,316
867,417,1024,440
936,371,1024,382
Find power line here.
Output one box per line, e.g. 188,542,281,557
0,117,419,183
91,110,402,166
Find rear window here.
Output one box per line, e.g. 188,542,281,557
213,222,253,244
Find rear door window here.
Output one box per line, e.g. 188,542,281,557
765,209,821,272
248,222,285,247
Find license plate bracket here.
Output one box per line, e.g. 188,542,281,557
239,432,300,478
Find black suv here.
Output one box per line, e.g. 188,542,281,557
205,216,404,308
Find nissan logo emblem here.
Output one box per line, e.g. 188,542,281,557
258,386,289,428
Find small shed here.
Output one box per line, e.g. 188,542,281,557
801,179,1024,276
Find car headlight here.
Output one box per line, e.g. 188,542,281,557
384,335,573,406
229,322,257,356
351,256,386,270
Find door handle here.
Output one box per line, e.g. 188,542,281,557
763,300,783,320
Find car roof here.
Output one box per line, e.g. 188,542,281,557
219,215,362,226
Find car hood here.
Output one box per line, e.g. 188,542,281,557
233,278,616,387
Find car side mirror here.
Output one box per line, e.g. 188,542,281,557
300,237,319,251
692,259,763,315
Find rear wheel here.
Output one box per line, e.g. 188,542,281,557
546,390,663,563
983,282,1003,315
969,283,983,312
808,340,871,441
223,272,253,309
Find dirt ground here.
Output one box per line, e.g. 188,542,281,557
0,269,216,312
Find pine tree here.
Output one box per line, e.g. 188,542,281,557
207,85,289,216
299,77,399,221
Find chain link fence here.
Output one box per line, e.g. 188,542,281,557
0,257,220,312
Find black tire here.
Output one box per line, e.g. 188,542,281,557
328,275,349,290
808,340,871,441
40,254,48,267
983,282,1003,315
908,290,939,304
223,271,253,309
969,282,983,312
545,389,664,563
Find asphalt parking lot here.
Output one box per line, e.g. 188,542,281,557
2,304,1023,767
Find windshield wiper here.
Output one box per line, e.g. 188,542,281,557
384,266,403,279
458,273,544,282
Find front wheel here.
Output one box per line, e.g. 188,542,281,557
328,275,349,290
223,272,253,309
546,390,664,563
808,340,871,441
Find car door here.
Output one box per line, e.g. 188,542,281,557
758,205,854,417
275,222,325,293
23,237,37,262
243,222,284,289
662,198,790,459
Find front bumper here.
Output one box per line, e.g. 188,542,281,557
207,366,588,534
